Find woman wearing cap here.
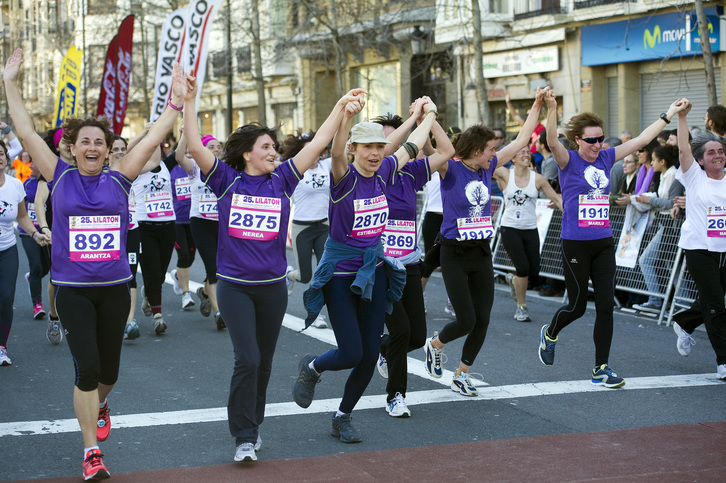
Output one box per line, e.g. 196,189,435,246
4,49,189,479
538,90,685,388
422,88,548,398
184,71,364,462
291,98,438,442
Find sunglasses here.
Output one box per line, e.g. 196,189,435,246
580,135,605,144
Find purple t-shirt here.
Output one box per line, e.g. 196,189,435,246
202,157,301,285
381,158,431,259
170,164,191,224
440,158,498,240
559,147,616,240
329,156,397,273
50,159,132,287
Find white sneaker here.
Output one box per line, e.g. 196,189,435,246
0,346,11,366
170,269,183,295
423,335,445,378
285,266,295,296
181,291,195,310
311,314,328,328
506,273,517,300
514,305,531,322
153,313,167,335
140,286,152,317
46,319,63,345
234,442,257,462
673,322,695,357
718,364,726,381
124,320,140,340
444,299,456,317
386,392,411,417
254,434,262,452
376,353,388,379
451,372,480,397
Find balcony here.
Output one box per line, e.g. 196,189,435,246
513,0,567,19
574,0,634,9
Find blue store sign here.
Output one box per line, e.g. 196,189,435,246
581,7,722,66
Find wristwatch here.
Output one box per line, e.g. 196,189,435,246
659,112,671,124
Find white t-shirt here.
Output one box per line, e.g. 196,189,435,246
500,169,538,230
425,172,443,213
188,163,218,220
676,161,726,252
132,163,176,222
291,157,331,222
0,176,26,250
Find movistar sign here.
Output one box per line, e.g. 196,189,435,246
581,7,722,66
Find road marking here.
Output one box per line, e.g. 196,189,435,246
1,372,721,438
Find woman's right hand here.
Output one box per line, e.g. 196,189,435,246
615,195,632,206
3,48,23,84
544,89,557,110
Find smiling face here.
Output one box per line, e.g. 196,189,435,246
0,145,7,173
697,140,726,179
513,147,532,169
70,126,109,176
244,134,278,175
20,151,31,164
351,142,387,177
575,126,604,161
111,139,127,162
205,139,223,158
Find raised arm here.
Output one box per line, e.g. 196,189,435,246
3,49,57,180
293,89,366,175
496,87,547,167
184,75,216,175
1,122,23,160
615,99,684,160
536,173,563,210
506,92,525,127
16,202,49,246
174,131,195,174
544,90,569,169
115,62,188,180
126,123,152,154
392,105,437,171
382,99,425,156
330,102,359,184
677,99,694,173
425,113,455,172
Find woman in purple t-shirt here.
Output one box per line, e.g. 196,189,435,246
538,90,685,388
183,73,365,463
4,49,189,480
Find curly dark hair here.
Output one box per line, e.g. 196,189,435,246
61,117,115,150
224,123,279,171
371,113,404,130
652,144,679,169
0,139,7,159
280,131,315,161
452,124,496,160
563,112,604,147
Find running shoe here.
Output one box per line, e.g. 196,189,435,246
673,322,695,357
376,353,388,379
506,272,517,300
423,335,444,378
591,364,625,388
197,287,211,317
181,291,195,310
24,272,31,297
0,346,11,366
255,434,262,452
82,448,110,481
451,372,479,396
170,269,183,295
33,302,46,320
331,413,362,443
632,302,661,314
47,318,63,345
140,286,152,317
718,364,726,381
124,320,140,340
538,324,557,366
292,354,320,408
153,313,167,335
234,443,257,462
97,402,111,441
444,299,456,317
215,312,226,330
386,393,411,417
311,314,328,328
285,265,295,296
514,305,531,322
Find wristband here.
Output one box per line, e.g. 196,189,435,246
41,226,49,232
168,99,183,112
403,141,419,159
30,231,39,238
3,125,11,135
425,110,438,119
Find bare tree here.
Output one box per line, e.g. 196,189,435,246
694,0,718,106
248,0,267,125
470,0,490,125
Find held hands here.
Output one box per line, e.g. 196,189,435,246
668,98,690,118
32,231,51,247
340,89,367,118
533,86,549,108
673,195,686,209
3,48,22,84
170,62,191,103
543,88,557,110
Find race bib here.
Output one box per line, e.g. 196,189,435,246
69,215,121,262
456,216,493,241
382,219,416,257
228,194,281,240
199,194,218,221
145,191,174,218
707,205,726,237
351,195,388,238
128,196,137,229
175,177,192,200
27,202,38,227
578,194,610,227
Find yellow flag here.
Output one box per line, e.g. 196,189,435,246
52,46,84,127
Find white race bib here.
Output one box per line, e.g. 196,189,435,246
228,194,281,240
456,216,493,241
144,191,174,218
351,195,388,238
69,215,121,262
578,194,610,227
175,177,192,200
199,193,218,221
382,219,416,257
707,205,726,237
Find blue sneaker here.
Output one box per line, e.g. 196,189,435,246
292,354,320,408
591,364,625,388
423,336,444,378
538,325,557,366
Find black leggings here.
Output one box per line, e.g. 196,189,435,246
217,279,287,446
56,284,130,391
291,221,328,284
20,234,50,305
127,228,140,289
421,212,443,254
382,264,426,400
0,245,19,347
548,237,615,367
500,226,540,278
683,250,726,365
438,242,494,366
174,223,196,269
139,221,175,306
190,217,218,284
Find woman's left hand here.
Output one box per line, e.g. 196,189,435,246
634,194,651,204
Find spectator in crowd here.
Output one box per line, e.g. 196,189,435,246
619,130,632,143
704,104,726,136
